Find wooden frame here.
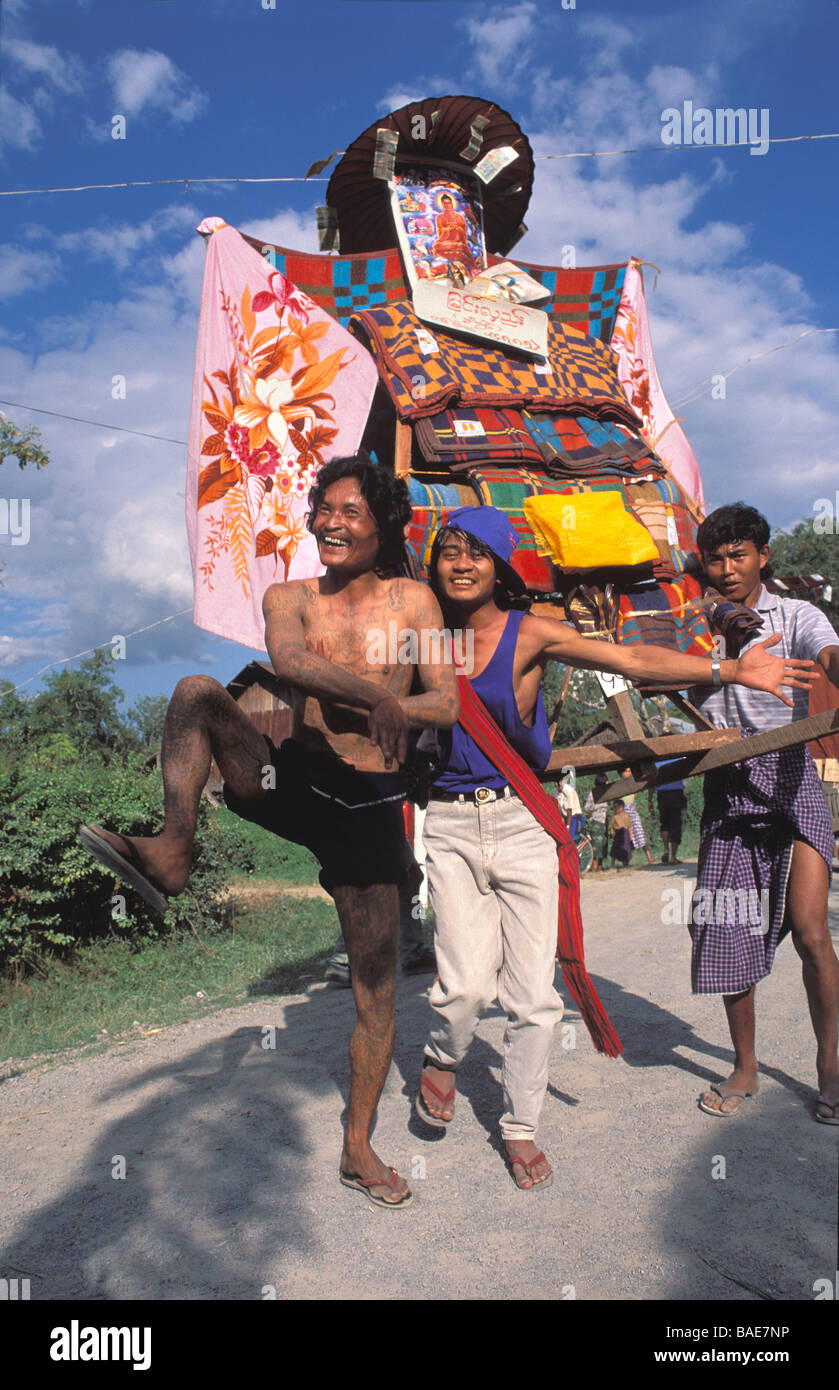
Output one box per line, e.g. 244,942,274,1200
541,702,839,802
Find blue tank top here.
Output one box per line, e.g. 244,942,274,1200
433,609,552,793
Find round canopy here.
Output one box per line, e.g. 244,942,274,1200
325,94,534,257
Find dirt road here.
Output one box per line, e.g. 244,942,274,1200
1,863,837,1301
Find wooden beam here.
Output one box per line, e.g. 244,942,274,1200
605,688,657,785
548,667,573,739
666,690,717,732
539,728,740,776
595,707,839,801
606,689,645,741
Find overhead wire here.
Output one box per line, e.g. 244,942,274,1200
1,131,838,198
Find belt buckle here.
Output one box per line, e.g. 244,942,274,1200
474,786,496,804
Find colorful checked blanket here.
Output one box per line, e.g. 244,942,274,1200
241,233,409,329
610,260,705,510
616,575,714,686
244,234,626,346
522,410,663,479
350,300,643,426
407,478,479,510
624,481,701,577
512,260,627,345
407,506,454,572
187,218,379,650
414,405,545,468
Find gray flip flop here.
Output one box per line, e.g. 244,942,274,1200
815,1095,839,1125
79,825,168,918
698,1083,755,1117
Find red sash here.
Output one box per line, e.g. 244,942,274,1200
455,674,622,1058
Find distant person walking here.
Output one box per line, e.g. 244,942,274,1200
651,760,687,864
609,801,632,869
620,769,654,866
557,769,584,840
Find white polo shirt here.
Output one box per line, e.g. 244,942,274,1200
691,586,839,733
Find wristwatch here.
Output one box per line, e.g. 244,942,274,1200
711,656,722,687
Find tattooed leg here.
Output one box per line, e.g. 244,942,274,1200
89,675,268,896
335,881,409,1203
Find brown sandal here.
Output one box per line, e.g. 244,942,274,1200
506,1149,553,1192
339,1167,413,1209
416,1067,455,1128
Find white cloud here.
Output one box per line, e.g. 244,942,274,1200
377,81,456,114
461,1,538,92
0,245,61,300
6,37,85,93
105,49,208,124
46,205,200,272
0,88,42,151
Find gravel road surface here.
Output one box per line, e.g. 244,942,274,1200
1,862,837,1302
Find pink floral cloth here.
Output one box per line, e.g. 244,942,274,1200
610,260,705,512
187,218,379,649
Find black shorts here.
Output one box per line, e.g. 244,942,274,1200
222,738,409,892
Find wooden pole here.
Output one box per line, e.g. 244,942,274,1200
539,728,740,776
592,707,839,802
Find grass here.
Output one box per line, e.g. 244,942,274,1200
0,817,340,1072
0,894,341,1069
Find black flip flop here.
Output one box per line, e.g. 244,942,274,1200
79,825,168,918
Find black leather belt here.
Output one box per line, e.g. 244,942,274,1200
428,785,519,805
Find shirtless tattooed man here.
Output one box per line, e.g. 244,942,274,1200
81,455,459,1209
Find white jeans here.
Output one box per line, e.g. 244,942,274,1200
423,794,563,1140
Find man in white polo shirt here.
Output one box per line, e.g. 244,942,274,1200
690,503,839,1124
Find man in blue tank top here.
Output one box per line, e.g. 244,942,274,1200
416,507,819,1188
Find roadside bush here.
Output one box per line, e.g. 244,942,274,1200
0,752,253,975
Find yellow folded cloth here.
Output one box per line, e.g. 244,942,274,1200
523,491,659,570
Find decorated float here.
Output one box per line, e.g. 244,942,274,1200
186,95,839,796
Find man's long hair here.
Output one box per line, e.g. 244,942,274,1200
306,453,411,575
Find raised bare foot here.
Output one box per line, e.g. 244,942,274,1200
699,1067,760,1116
340,1141,411,1207
417,1062,456,1124
86,825,190,897
504,1138,552,1190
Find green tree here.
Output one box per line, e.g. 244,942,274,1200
26,651,128,758
542,662,609,750
125,694,170,754
0,416,50,585
769,521,839,626
0,416,51,471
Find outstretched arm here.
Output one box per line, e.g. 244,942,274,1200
529,617,817,706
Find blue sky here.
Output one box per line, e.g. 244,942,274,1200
1,0,838,706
